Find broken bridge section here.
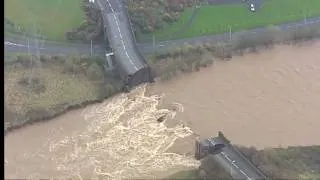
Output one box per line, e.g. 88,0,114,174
96,0,153,88
196,132,269,180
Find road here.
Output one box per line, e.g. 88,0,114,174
96,0,147,73
4,37,105,57
5,3,316,180
5,16,320,57
137,16,320,55
95,0,152,87
201,136,268,179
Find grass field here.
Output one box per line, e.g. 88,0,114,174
243,146,320,179
4,56,104,131
140,0,320,42
5,0,84,41
165,146,320,179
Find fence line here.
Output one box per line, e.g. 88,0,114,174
138,18,320,55
5,14,320,57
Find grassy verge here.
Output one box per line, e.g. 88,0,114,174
139,0,320,42
4,54,122,133
5,0,84,41
169,146,320,179
238,145,320,179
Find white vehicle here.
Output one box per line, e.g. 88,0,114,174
250,3,255,12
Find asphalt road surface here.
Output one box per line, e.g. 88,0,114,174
5,16,320,57
201,136,268,180
4,37,105,57
96,0,147,74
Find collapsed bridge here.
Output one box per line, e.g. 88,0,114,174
96,0,154,89
196,132,269,180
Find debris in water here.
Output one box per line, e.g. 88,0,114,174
157,115,166,123
46,84,199,179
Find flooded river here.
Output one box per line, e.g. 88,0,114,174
151,41,320,150
5,41,320,179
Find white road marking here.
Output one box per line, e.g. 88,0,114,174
5,41,45,50
104,0,138,71
5,41,25,47
210,138,254,180
208,138,215,145
225,155,232,161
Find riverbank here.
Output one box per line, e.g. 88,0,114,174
4,23,320,133
4,54,122,133
5,38,320,179
150,39,320,179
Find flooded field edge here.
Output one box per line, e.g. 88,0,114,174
5,39,319,135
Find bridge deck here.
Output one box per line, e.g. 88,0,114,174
97,0,150,77
199,134,268,180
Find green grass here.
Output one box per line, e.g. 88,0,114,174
5,0,84,41
143,0,320,42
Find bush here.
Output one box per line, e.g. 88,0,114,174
160,71,176,81
199,53,214,68
98,82,122,99
127,0,201,34
238,146,259,160
39,54,52,63
63,56,83,75
15,54,35,68
66,0,104,43
199,156,233,179
211,42,232,60
18,76,46,94
86,62,104,80
25,108,52,122
51,55,68,64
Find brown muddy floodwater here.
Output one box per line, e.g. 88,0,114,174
150,41,320,151
5,41,320,179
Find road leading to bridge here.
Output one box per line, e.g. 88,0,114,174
4,2,318,179
96,0,152,87
198,135,268,180
5,16,320,57
4,38,105,57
